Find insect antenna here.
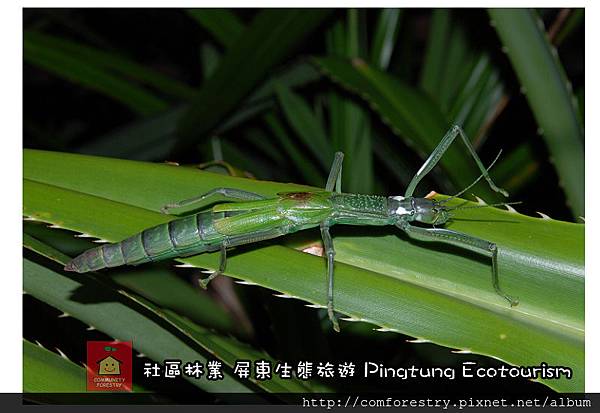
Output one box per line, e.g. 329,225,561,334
438,150,503,205
448,201,523,212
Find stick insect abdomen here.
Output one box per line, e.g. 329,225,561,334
64,194,333,273
64,211,223,273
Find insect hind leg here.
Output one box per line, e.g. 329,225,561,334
320,222,340,332
196,227,287,289
198,243,228,289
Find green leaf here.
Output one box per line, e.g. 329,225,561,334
163,309,313,393
325,16,374,194
488,9,584,217
24,256,251,392
200,42,222,79
76,63,321,160
24,232,72,264
314,56,498,199
186,9,244,48
175,9,333,152
575,87,584,128
370,9,402,70
24,32,168,116
244,128,285,165
213,138,285,180
420,9,450,96
420,10,451,96
372,134,416,187
275,83,333,169
420,10,506,143
326,20,346,153
493,143,540,193
24,243,312,393
446,54,505,140
264,114,323,186
23,339,147,393
554,9,584,47
24,221,95,260
24,150,584,392
460,68,504,144
420,10,505,139
23,339,86,393
436,22,473,112
25,31,196,101
76,106,185,160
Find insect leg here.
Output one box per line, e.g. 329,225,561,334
197,227,287,289
325,152,344,193
397,222,518,306
404,125,508,198
161,188,266,214
320,222,340,332
198,242,228,289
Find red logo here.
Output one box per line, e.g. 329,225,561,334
86,341,132,392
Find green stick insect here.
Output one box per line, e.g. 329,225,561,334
65,125,519,331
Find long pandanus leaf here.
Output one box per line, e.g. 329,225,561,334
24,150,583,392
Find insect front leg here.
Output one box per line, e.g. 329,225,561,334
161,188,266,214
198,242,228,289
320,222,340,332
325,152,344,193
404,125,508,198
397,222,518,307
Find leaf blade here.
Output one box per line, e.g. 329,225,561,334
314,56,500,198
275,82,332,169
24,150,584,392
24,33,168,116
488,9,584,217
186,9,245,48
371,9,402,70
175,9,333,152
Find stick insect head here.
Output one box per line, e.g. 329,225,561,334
388,196,450,225
412,198,451,225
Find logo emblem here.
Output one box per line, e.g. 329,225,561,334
86,341,132,391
